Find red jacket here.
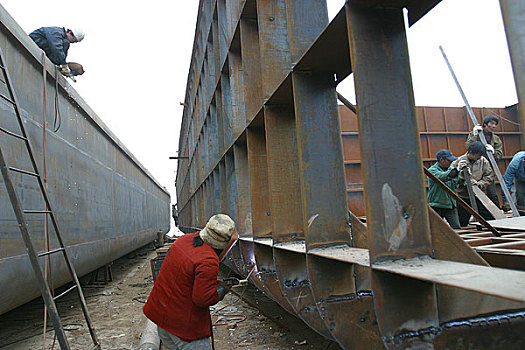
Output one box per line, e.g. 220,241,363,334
143,232,220,341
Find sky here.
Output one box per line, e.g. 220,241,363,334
0,0,518,231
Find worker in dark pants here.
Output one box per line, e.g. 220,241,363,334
29,26,84,77
451,142,495,227
428,149,461,229
465,115,503,208
501,151,525,213
143,214,236,350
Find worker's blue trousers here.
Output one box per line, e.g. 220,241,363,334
158,327,211,350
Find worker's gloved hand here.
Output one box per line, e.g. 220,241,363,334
502,201,511,212
59,64,71,76
216,284,227,302
457,159,470,172
485,144,494,153
470,179,480,188
473,125,483,136
447,168,459,178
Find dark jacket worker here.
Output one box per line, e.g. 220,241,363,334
143,214,235,349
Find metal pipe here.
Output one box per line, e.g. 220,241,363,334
439,46,519,216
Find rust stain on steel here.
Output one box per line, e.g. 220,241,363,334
177,0,525,348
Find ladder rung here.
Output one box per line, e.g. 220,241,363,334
53,285,78,301
23,210,52,214
0,126,27,140
9,166,39,177
38,247,65,257
0,93,15,105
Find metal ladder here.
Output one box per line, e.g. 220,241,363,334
0,46,100,350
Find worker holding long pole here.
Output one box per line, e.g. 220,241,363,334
143,214,237,349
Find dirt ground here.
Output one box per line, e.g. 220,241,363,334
0,244,340,350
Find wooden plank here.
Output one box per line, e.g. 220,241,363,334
372,256,525,303
477,250,525,271
487,216,525,232
466,238,494,247
472,186,506,219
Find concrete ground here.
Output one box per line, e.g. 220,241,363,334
0,244,340,350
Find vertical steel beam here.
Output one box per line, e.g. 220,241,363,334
233,140,252,237
257,0,292,98
225,151,238,222
246,116,294,312
284,0,328,62
292,70,348,341
229,41,247,139
220,68,234,148
264,105,302,244
292,71,349,247
265,104,325,331
499,0,525,147
246,122,271,238
240,17,263,123
346,4,438,347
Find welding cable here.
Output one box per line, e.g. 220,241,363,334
211,280,249,327
53,66,62,132
41,52,52,350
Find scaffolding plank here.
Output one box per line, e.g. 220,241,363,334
472,186,506,219
487,216,525,231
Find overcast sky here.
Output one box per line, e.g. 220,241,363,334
0,0,518,230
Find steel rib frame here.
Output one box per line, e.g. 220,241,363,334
176,0,525,348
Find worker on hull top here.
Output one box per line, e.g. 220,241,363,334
451,141,495,227
29,27,84,77
428,149,462,229
465,115,503,207
501,151,525,213
144,214,236,350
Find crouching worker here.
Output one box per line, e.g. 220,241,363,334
143,214,236,349
428,149,461,229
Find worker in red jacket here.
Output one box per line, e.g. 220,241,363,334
143,214,236,349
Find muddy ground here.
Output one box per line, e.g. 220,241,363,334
0,244,340,350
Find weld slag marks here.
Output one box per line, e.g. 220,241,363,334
442,310,525,329
258,266,276,274
384,310,525,346
283,278,310,288
383,325,440,347
381,183,414,252
325,293,357,303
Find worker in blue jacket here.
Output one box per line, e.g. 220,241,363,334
29,26,84,76
501,151,525,212
427,149,461,229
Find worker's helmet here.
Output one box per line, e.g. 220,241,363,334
70,28,85,42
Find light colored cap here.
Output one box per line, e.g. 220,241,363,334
199,214,235,249
70,27,85,42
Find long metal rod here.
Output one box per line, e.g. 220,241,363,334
424,167,501,236
336,92,357,114
462,168,479,214
439,46,519,216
